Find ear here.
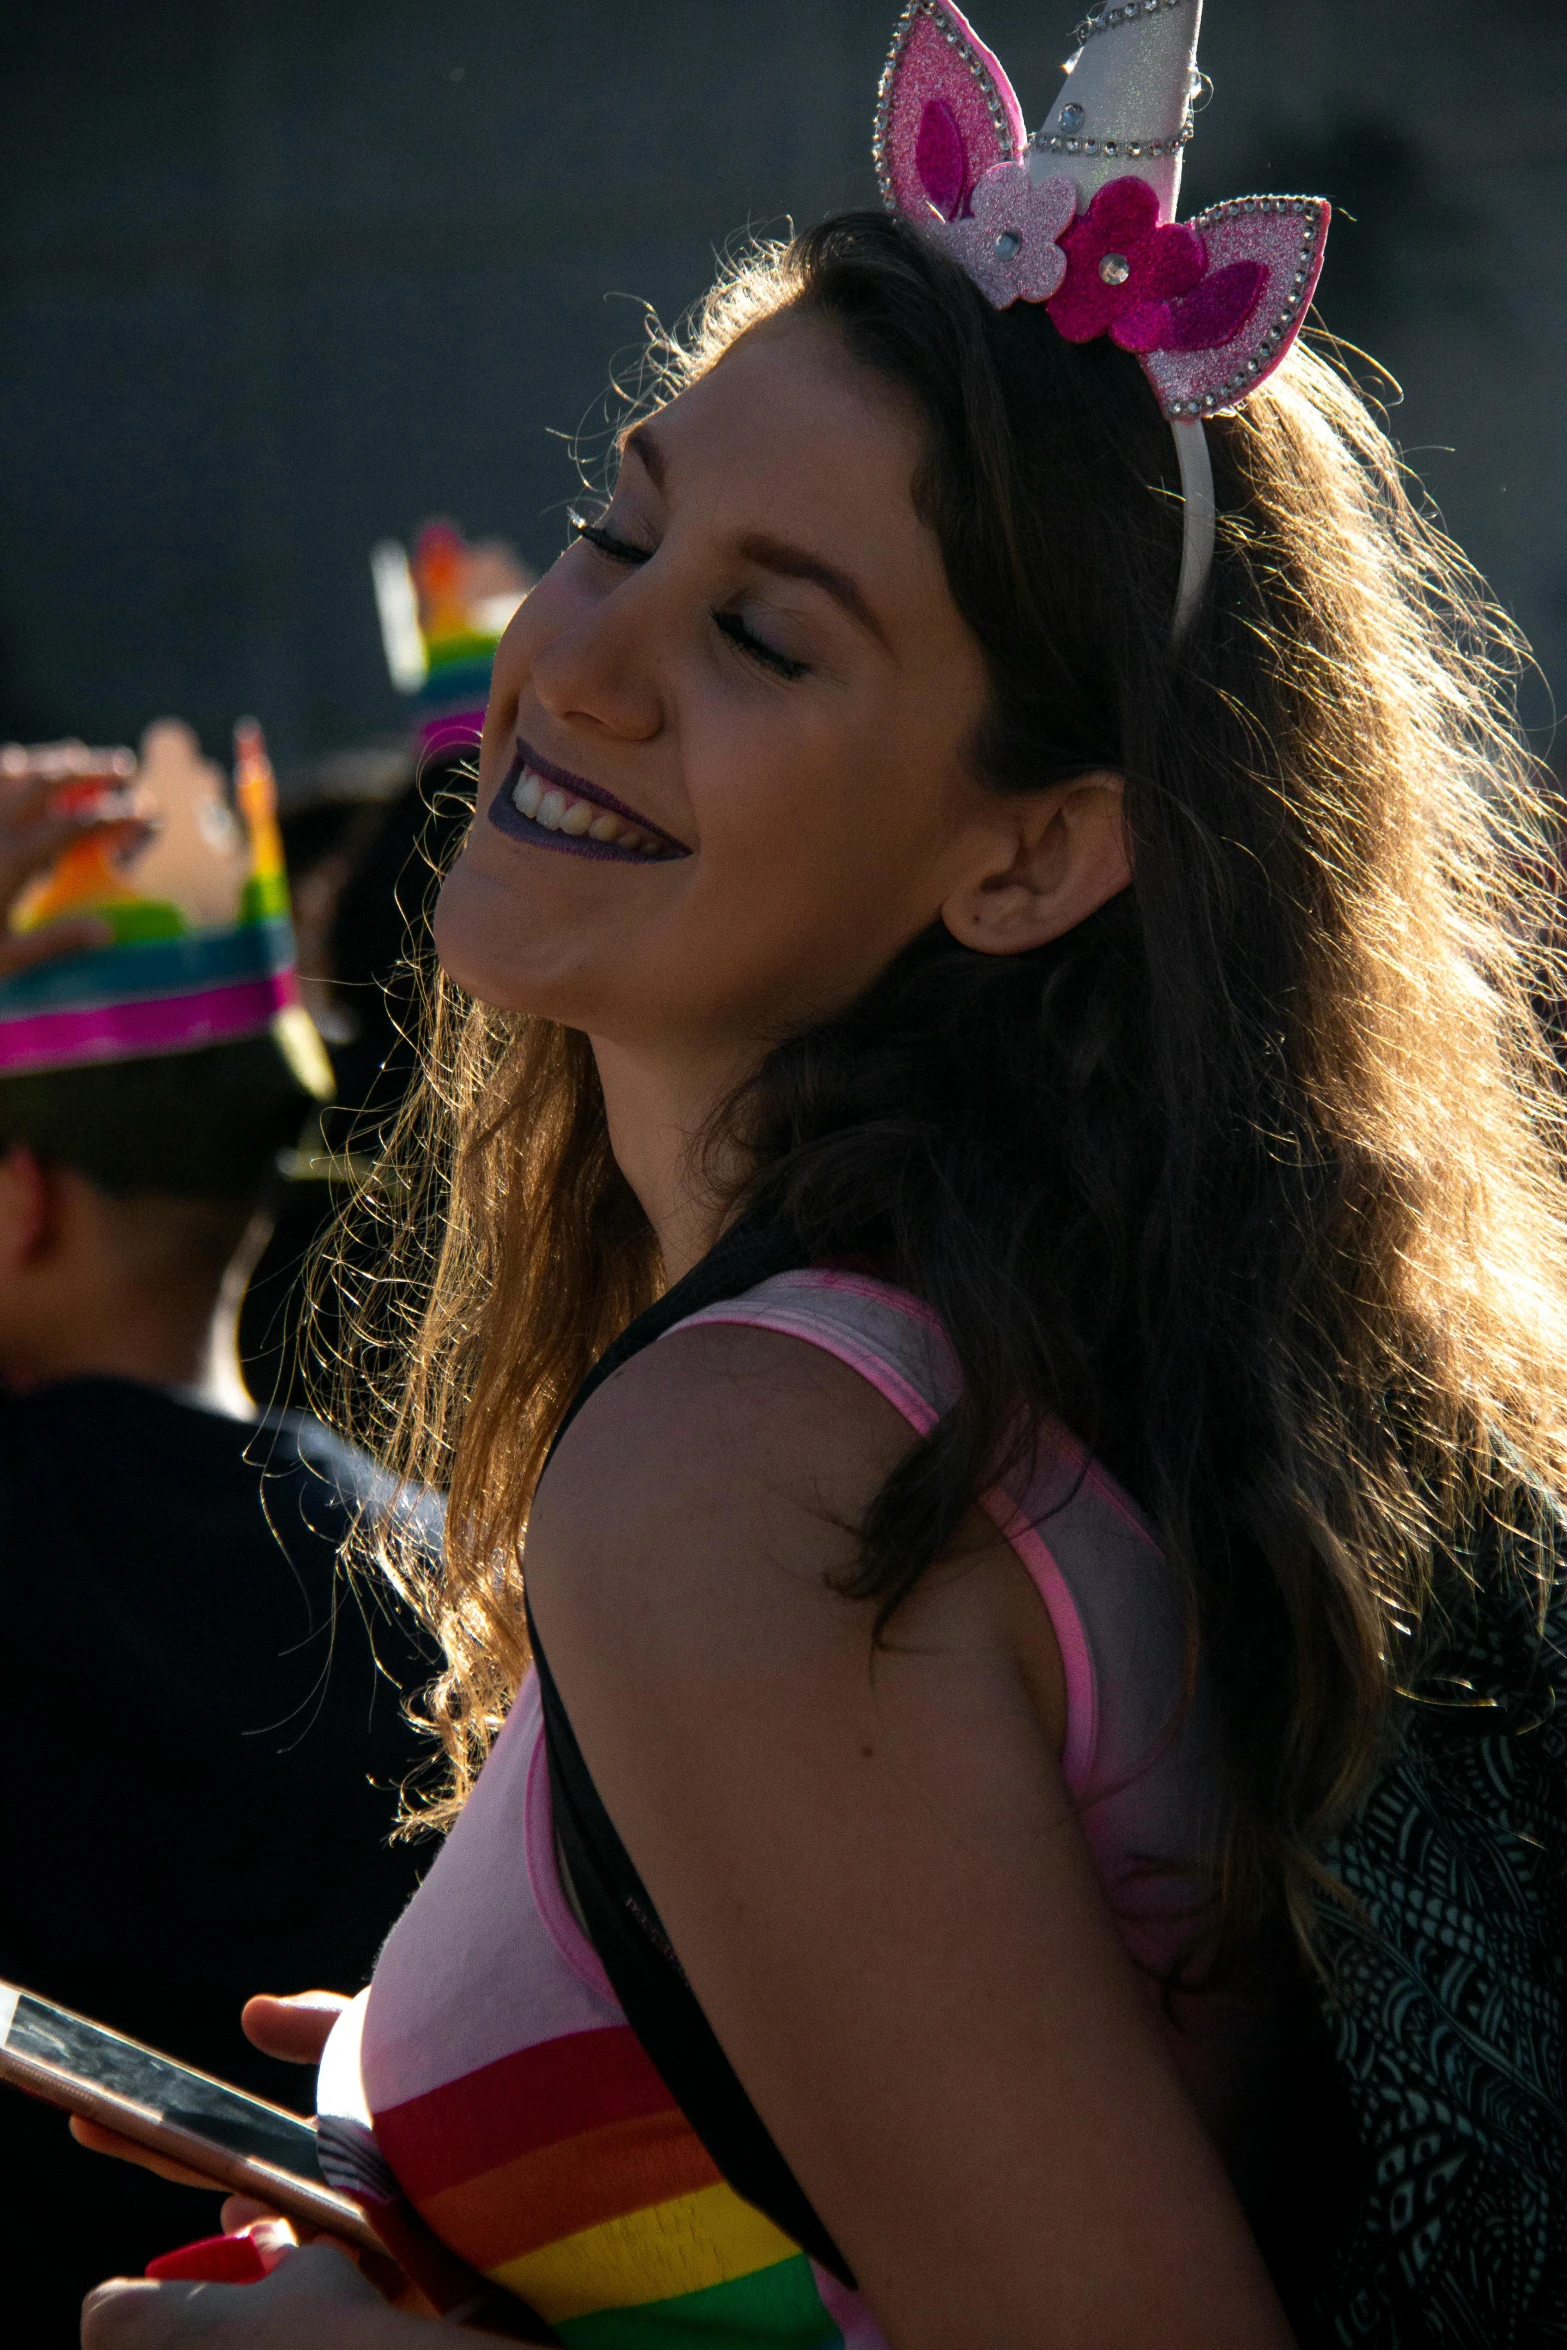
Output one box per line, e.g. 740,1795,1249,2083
940,773,1130,957
874,0,1026,225
0,1142,57,1269
1141,197,1331,421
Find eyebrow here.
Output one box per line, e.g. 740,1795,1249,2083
621,425,890,651
622,423,666,490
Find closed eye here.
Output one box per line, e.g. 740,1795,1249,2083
571,514,651,564
572,512,809,682
713,611,809,681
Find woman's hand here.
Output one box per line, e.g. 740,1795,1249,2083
80,2240,524,2346
236,1990,352,2069
80,2240,427,2348
0,740,151,975
72,1993,454,2334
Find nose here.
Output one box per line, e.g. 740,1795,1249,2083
530,568,664,747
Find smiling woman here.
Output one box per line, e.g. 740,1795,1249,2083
436,311,1114,1085
287,212,1567,2350
80,9,1567,2350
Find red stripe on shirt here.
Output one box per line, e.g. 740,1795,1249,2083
373,2027,679,2200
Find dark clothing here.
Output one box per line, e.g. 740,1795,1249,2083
0,1379,437,2342
1309,1518,1567,2347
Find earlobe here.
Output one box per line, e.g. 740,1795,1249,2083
940,773,1130,958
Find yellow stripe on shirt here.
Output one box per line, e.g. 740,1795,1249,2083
492,2178,801,2322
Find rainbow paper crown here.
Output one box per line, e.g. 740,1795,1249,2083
370,522,531,760
0,719,331,1094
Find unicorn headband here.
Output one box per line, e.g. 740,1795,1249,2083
873,0,1330,640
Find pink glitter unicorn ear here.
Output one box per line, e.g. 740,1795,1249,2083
874,0,1331,643
873,3,1076,307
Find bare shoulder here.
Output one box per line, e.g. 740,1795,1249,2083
548,1315,920,1499
521,1324,1285,2349
524,1317,928,1668
524,1313,1066,1767
534,1317,917,1543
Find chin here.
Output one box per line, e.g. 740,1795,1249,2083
432,857,541,1013
431,853,611,1027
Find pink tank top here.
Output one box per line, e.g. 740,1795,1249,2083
317,1271,1231,2347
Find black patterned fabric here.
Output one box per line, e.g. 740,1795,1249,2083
1310,1516,1567,2346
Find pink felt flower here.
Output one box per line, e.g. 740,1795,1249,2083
1047,176,1206,354
942,163,1076,310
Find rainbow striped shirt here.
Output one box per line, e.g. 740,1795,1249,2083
317,1666,872,2346
318,1271,1232,2346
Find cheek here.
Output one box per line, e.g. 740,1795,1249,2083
670,715,961,1014
732,694,959,888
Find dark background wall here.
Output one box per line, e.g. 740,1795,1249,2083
3,0,1564,774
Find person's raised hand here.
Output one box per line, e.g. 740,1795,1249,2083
0,740,152,977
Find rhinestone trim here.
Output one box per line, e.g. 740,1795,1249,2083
1041,0,1196,166
1031,119,1194,161
1156,196,1328,419
873,0,1021,212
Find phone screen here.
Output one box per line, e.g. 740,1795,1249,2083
0,1982,324,2182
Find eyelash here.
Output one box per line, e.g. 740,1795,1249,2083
570,513,809,682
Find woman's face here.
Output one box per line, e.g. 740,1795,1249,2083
436,312,1002,1062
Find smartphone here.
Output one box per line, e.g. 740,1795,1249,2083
0,1978,380,2253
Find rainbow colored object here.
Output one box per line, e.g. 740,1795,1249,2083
0,720,327,1088
372,522,531,759
414,524,498,758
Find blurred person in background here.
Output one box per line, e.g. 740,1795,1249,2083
239,523,531,1416
0,729,436,2343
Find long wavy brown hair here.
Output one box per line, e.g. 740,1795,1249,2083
329,211,1567,1961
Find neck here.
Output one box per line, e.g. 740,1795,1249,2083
3,1284,255,1416
591,1035,759,1286
0,1210,270,1419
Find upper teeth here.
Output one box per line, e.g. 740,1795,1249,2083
512,766,667,856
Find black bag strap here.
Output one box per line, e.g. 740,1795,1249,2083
543,1212,810,1467
528,1214,855,2284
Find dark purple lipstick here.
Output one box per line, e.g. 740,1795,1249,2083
487,741,691,863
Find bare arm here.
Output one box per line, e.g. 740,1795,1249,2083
526,1321,1295,2350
